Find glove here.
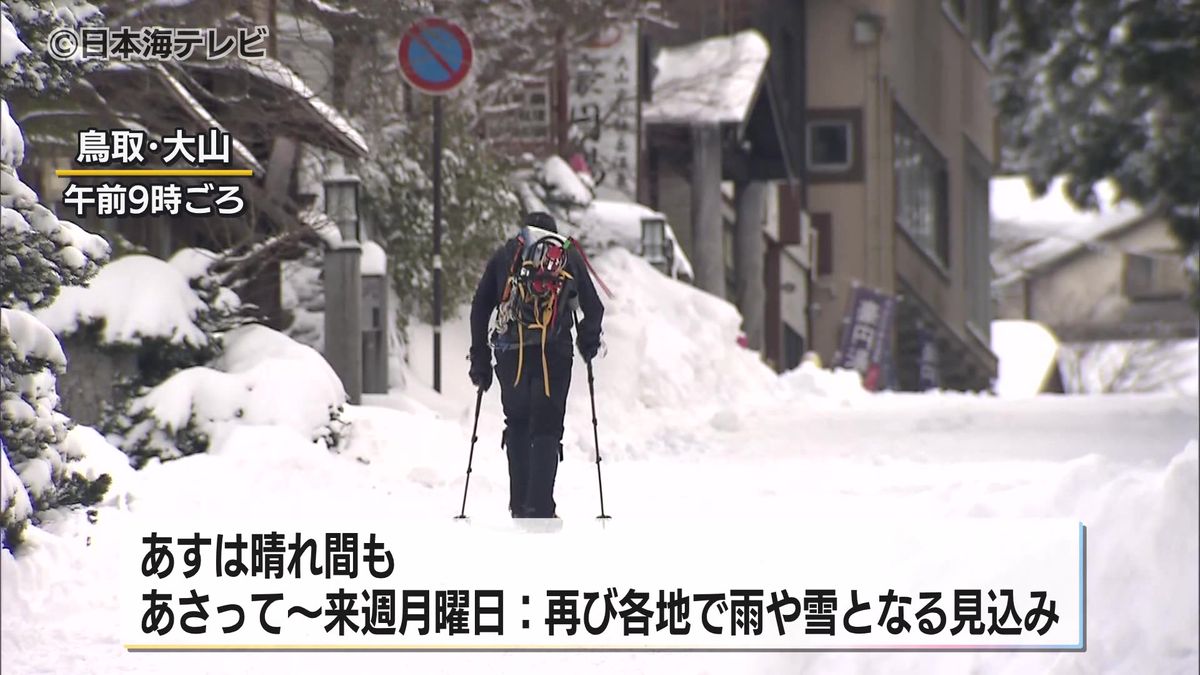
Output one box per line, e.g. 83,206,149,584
577,337,600,363
468,346,493,391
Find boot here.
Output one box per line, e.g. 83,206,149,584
523,436,561,518
503,427,530,517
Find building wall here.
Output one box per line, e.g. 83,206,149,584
1027,218,1183,326
804,0,997,384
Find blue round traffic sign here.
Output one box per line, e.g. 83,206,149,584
398,18,473,94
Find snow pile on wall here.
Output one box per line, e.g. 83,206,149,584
991,320,1061,397
131,324,347,456
36,255,209,347
361,240,387,276
777,360,867,402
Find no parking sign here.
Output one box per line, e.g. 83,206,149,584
398,17,474,95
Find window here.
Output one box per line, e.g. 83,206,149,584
807,121,852,172
893,107,950,266
493,78,551,142
964,148,991,333
805,109,862,182
1124,251,1189,301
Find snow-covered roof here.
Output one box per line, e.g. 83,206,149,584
151,65,265,175
643,30,770,127
990,176,1150,284
184,56,368,159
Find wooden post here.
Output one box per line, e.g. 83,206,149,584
734,180,767,350
690,124,725,299
324,244,363,404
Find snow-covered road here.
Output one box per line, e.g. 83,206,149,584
3,375,1196,674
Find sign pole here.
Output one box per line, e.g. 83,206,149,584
397,16,472,395
432,95,443,393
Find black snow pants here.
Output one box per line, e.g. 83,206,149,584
493,340,573,518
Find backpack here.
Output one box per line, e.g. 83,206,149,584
495,225,576,395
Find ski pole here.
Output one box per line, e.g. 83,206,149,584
586,359,611,519
455,386,485,519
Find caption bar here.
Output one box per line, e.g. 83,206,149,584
121,518,1084,651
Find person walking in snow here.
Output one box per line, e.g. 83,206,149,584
468,211,605,518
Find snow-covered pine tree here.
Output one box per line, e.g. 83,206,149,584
2,6,113,549
0,0,103,95
993,0,1200,306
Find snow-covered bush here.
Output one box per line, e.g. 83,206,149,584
1,93,112,549
121,324,349,465
35,251,266,466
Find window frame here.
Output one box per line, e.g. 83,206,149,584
963,140,993,337
892,104,951,269
804,108,864,183
806,120,854,173
1124,250,1190,301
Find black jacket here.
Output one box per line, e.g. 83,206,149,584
470,236,604,355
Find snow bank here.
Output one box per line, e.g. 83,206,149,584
991,320,1061,397
778,360,867,402
36,255,209,347
584,248,773,409
644,30,770,125
132,324,346,451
